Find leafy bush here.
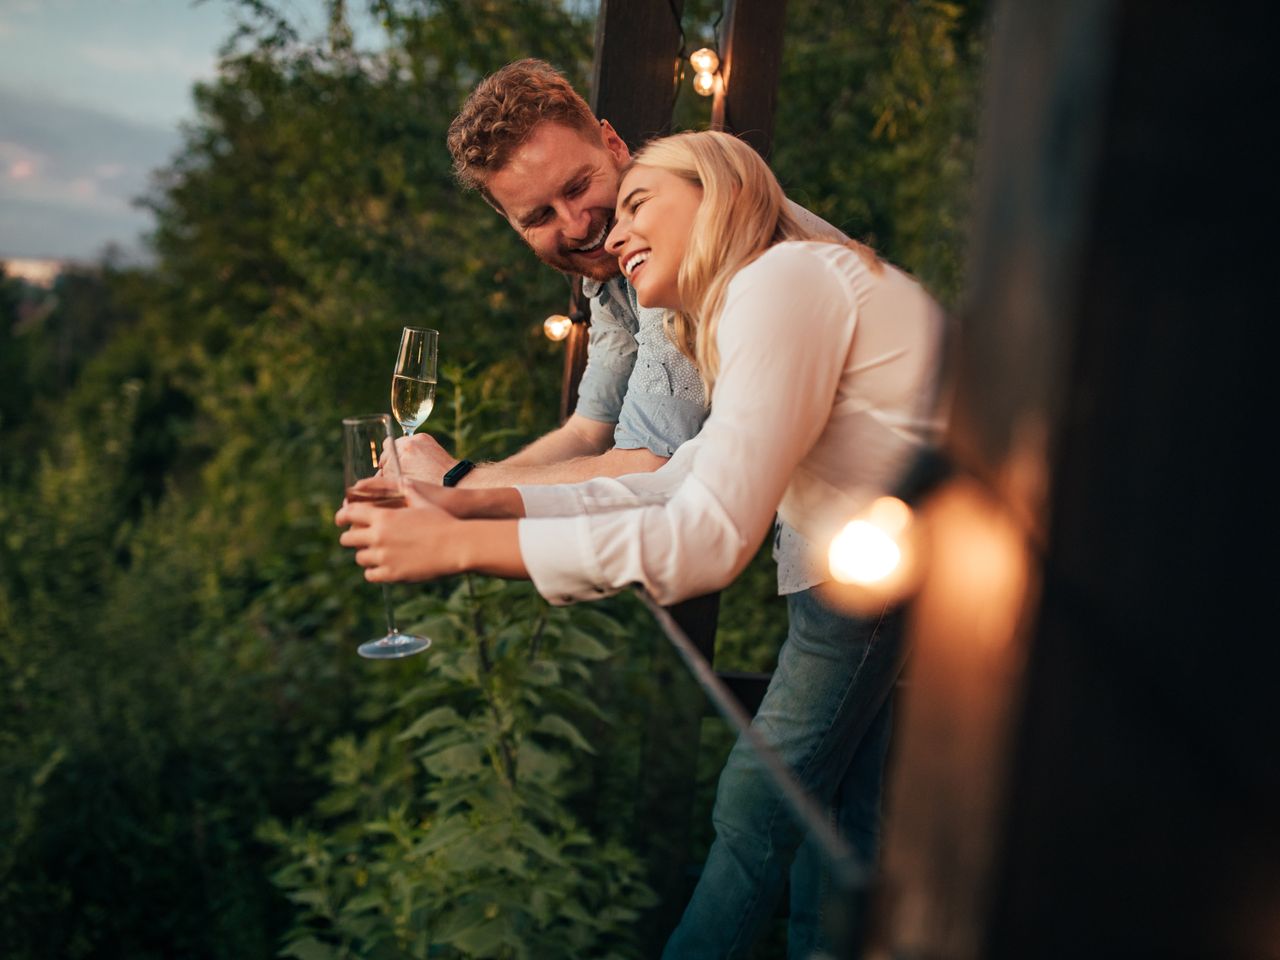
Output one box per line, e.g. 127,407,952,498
263,577,655,959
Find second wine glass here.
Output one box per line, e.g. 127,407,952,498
391,326,439,437
342,413,431,659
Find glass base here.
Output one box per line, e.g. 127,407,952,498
358,631,431,659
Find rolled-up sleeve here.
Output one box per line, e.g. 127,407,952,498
517,246,856,606
571,284,638,424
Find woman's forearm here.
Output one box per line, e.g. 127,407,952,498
450,486,526,519
454,519,528,579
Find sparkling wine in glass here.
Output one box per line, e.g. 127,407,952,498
342,413,431,659
391,326,439,436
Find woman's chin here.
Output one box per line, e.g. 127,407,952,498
632,277,680,311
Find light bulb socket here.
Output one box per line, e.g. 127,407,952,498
893,446,953,505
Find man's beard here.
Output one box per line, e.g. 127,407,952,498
533,211,621,282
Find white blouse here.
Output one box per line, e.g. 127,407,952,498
516,241,946,606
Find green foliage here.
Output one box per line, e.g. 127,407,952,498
262,575,654,959
771,0,987,306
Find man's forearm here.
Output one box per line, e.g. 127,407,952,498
500,414,614,467
458,445,668,487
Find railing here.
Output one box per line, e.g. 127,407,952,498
632,587,873,959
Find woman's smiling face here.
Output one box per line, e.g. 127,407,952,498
605,165,704,310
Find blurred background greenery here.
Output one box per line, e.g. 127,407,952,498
0,1,986,956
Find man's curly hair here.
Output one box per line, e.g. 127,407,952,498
447,59,600,211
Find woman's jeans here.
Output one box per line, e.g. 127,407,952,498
662,588,906,959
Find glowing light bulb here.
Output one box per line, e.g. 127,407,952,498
543,314,572,341
829,496,915,585
690,47,720,74
693,70,717,97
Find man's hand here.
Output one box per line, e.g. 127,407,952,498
393,433,458,484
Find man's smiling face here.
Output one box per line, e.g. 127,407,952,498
485,120,631,282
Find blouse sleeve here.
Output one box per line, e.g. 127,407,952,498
518,245,857,605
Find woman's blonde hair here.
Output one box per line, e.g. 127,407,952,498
627,130,878,392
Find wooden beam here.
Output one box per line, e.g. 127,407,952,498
711,0,789,158
561,0,684,420
557,277,591,424
591,0,684,149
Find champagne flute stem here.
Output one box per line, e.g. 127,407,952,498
381,584,400,637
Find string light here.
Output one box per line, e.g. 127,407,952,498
829,497,916,588
690,46,719,74
543,314,572,341
690,46,720,97
825,449,954,613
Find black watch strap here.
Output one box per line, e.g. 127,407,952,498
442,459,475,487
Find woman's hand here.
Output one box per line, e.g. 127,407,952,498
335,483,462,583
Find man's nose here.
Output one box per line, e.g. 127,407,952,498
558,201,592,240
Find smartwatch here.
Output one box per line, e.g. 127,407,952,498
442,459,475,488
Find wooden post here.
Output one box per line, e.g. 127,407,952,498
711,0,789,158
871,2,1280,957
559,0,685,423
591,0,684,149
557,277,590,424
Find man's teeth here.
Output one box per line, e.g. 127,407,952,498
570,222,609,253
625,252,650,276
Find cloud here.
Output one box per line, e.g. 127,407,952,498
0,92,179,258
79,41,216,83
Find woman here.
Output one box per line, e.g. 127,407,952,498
337,130,946,958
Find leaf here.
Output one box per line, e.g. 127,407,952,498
340,890,385,916
421,741,486,778
534,713,596,754
278,936,338,960
408,814,473,858
513,822,565,867
287,889,329,912
450,919,517,956
524,660,561,686
558,626,612,661
431,899,489,941
515,740,569,787
395,705,462,742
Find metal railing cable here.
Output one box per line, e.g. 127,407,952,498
633,586,867,893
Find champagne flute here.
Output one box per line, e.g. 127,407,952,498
391,327,439,436
342,414,431,659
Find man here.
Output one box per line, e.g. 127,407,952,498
403,59,889,959
395,58,706,488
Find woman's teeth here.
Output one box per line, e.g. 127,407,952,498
624,252,650,276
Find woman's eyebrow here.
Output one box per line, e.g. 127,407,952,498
617,186,646,210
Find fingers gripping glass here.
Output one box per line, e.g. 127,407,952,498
341,414,431,659
391,327,438,437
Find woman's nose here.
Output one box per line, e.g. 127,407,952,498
605,219,627,255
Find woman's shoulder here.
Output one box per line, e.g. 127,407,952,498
730,241,869,301
736,240,844,280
